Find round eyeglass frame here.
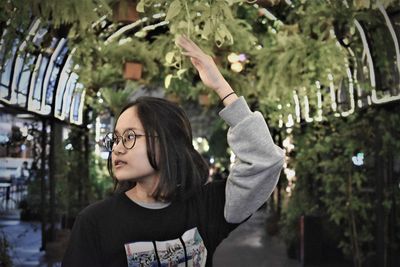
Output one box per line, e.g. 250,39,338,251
103,129,145,152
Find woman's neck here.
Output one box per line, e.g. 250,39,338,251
125,178,159,203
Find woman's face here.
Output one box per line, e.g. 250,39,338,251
112,106,159,182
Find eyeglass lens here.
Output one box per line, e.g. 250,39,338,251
103,130,137,151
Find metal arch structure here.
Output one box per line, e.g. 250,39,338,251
0,19,85,126
278,2,400,128
0,18,90,250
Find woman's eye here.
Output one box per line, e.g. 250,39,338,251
127,134,135,140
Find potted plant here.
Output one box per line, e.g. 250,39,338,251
112,0,140,23
123,62,143,81
101,38,157,84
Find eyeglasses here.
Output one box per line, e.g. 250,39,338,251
103,129,146,152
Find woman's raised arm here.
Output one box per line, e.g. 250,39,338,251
177,36,285,223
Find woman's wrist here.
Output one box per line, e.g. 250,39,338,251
217,84,237,106
215,80,232,96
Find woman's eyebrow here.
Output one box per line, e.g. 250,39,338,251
114,127,140,134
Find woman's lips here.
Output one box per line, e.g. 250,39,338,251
114,160,127,168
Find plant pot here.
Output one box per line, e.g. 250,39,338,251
112,0,140,23
198,94,211,106
123,62,142,81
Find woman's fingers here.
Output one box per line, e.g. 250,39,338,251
175,35,232,93
182,35,202,52
190,57,202,68
177,36,192,51
177,35,205,57
181,51,203,61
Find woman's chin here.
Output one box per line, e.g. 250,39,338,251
115,176,137,182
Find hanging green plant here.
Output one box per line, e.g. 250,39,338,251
111,0,140,23
100,86,136,116
136,0,250,95
254,1,349,101
100,38,158,83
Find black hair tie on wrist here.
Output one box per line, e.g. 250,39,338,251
220,92,235,105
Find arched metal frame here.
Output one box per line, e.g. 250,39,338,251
277,2,400,128
0,19,85,125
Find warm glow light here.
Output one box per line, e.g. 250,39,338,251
231,62,243,73
286,186,291,194
282,136,295,152
284,168,296,180
278,114,283,128
227,53,239,63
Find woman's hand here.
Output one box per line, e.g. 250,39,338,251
176,35,238,105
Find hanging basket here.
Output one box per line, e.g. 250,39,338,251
112,0,139,23
123,62,142,81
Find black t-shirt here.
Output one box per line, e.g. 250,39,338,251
62,180,240,267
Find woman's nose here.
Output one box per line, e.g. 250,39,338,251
112,140,126,154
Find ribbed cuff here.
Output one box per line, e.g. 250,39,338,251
219,96,252,127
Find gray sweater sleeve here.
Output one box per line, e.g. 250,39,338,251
219,96,285,224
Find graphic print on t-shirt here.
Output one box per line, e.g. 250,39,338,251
124,227,207,267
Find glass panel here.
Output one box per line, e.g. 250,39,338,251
55,64,71,116
0,39,19,99
32,56,49,101
72,83,84,121
46,64,59,105
63,73,78,119
46,42,68,105
17,54,36,96
55,46,69,65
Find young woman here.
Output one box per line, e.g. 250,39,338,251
62,36,285,267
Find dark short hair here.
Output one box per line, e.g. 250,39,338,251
108,96,209,202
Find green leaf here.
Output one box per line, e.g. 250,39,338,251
166,0,182,21
225,0,245,5
165,74,173,88
221,3,234,20
215,23,233,46
165,51,175,64
178,20,188,29
136,0,145,12
177,68,187,78
202,20,212,40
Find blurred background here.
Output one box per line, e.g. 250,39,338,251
0,0,399,266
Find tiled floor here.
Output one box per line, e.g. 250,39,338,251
214,210,301,267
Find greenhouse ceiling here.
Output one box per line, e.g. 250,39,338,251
0,0,399,127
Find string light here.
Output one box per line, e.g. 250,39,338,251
315,81,323,122
292,90,301,123
303,91,313,123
